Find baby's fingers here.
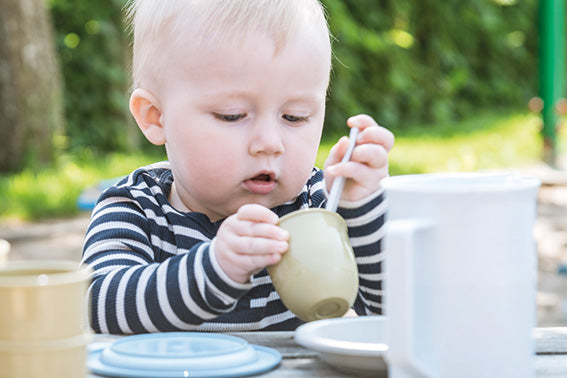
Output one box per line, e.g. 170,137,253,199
326,143,388,177
228,218,288,241
355,124,395,152
350,143,389,169
230,205,289,242
347,114,394,152
347,114,381,131
236,203,279,224
324,136,349,170
231,235,288,256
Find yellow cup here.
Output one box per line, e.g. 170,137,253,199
0,333,91,378
0,260,91,341
268,209,358,322
0,239,10,265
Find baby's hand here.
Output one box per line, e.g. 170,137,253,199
213,204,289,284
324,114,394,202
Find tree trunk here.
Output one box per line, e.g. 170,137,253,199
0,0,64,172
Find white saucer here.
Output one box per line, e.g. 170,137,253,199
294,315,388,376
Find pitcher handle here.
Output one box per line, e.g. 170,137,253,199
385,219,435,378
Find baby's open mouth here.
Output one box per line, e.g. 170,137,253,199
252,173,273,182
244,172,277,194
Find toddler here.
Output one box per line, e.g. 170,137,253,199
81,0,394,333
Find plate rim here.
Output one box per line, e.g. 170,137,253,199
294,315,388,357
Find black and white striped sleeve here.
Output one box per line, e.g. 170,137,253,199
337,188,386,315
81,197,251,334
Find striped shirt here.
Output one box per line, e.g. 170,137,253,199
81,161,386,334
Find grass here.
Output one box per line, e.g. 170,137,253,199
0,150,164,222
0,110,561,222
386,111,546,175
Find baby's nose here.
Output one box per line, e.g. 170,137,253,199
249,120,285,156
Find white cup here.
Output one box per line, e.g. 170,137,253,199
382,172,540,378
0,239,10,265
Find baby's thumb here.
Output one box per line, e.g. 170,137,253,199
324,136,349,170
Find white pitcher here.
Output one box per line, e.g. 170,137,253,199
382,172,540,378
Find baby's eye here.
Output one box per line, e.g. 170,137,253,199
282,114,309,123
213,113,247,122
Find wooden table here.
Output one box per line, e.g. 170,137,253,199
89,328,567,377
534,327,567,377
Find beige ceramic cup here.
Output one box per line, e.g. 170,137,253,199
0,260,92,378
0,239,10,265
0,334,91,378
268,209,358,322
0,260,92,341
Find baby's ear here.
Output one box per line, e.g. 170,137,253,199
129,88,166,145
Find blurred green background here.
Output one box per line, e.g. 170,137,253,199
0,0,564,221
50,0,540,148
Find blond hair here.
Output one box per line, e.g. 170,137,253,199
125,0,331,90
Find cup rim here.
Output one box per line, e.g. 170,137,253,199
0,260,91,287
277,208,346,225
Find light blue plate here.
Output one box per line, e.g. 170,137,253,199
87,332,281,377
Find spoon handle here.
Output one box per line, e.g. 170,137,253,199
325,127,359,212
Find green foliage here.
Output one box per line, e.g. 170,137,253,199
47,0,541,151
48,0,137,152
321,0,538,136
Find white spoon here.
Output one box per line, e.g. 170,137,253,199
325,127,359,212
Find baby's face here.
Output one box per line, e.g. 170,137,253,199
157,24,331,221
